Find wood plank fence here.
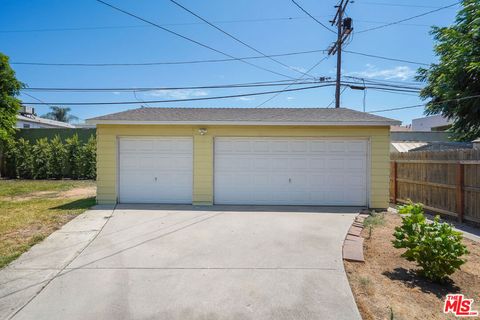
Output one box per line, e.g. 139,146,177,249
390,149,480,223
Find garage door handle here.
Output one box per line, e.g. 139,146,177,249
289,178,291,183
154,177,158,182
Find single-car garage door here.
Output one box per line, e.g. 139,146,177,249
214,138,367,206
119,137,193,203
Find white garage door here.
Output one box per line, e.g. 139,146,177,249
214,138,367,206
119,137,193,203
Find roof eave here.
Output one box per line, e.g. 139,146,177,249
86,120,400,126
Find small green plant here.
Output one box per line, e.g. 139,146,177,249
81,135,96,179
392,202,469,282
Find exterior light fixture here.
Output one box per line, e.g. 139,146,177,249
198,128,208,135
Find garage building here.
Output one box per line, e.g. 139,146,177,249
87,107,399,208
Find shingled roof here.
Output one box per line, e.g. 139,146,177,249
87,107,400,126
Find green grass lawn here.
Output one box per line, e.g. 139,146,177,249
0,180,96,268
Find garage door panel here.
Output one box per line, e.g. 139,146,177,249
119,138,192,204
214,138,367,206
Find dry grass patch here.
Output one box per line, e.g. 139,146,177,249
345,212,480,320
0,180,96,268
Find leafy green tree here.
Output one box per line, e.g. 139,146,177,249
42,106,78,123
16,138,33,178
4,139,18,178
65,134,82,179
48,135,66,179
416,0,480,141
32,138,50,179
0,53,24,142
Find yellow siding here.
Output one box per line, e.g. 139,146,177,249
96,124,391,208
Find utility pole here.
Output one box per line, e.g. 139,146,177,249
328,0,353,108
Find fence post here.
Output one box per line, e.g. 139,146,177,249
392,161,398,204
456,163,464,222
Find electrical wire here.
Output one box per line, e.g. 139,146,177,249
21,80,326,92
356,1,460,34
95,0,297,80
21,83,336,106
343,50,429,66
290,0,336,33
255,56,330,107
12,49,327,67
168,0,315,79
369,94,480,113
359,2,443,9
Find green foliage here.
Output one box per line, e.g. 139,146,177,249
48,135,66,179
0,53,24,143
32,138,50,179
15,139,33,179
42,106,78,123
4,135,96,180
416,0,480,141
65,134,82,180
81,135,96,179
392,202,469,282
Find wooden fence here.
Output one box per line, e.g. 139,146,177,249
390,149,480,223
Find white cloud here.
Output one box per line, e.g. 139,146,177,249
149,89,209,99
286,96,295,100
236,96,254,101
347,65,414,81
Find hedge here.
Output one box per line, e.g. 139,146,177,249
4,134,96,180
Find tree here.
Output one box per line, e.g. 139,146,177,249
416,0,480,141
42,106,78,123
0,53,24,142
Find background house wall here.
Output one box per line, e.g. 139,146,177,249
96,125,391,208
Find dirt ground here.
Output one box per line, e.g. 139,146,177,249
344,212,480,320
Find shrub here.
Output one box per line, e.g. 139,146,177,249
392,202,469,282
48,135,66,179
4,139,18,178
16,138,33,179
32,138,50,179
81,135,96,179
65,134,82,179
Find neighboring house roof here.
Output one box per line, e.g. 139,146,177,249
16,115,75,128
410,142,473,152
391,131,450,142
391,142,428,153
390,125,411,132
87,107,400,126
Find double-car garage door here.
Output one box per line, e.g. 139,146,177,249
118,137,368,206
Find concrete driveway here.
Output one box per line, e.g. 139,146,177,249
1,205,361,320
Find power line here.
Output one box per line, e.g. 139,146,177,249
22,80,325,92
21,83,335,106
12,49,327,67
359,2,443,9
291,0,336,33
168,0,314,79
369,94,480,113
343,50,429,66
255,57,329,107
0,16,335,33
95,0,296,80
356,1,460,34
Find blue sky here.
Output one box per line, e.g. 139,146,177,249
0,0,460,124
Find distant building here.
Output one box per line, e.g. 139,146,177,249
411,114,452,132
16,106,74,129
